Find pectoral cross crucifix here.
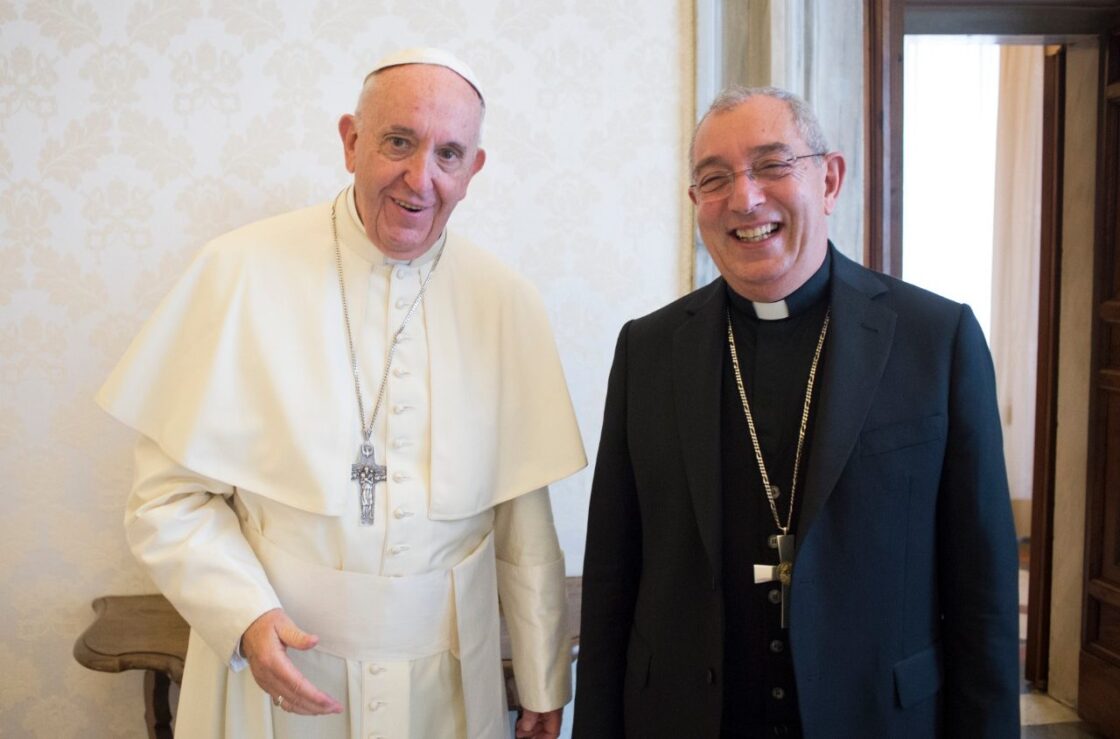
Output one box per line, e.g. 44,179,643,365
351,442,386,526
754,533,795,628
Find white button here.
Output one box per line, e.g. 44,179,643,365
368,664,385,675
392,471,409,483
393,507,413,519
395,298,409,309
395,267,407,279
368,699,386,710
392,438,411,449
392,404,411,414
390,545,410,555
393,366,409,377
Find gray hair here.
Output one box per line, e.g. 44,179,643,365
690,86,829,167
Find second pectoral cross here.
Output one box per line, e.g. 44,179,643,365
352,442,386,526
754,533,795,628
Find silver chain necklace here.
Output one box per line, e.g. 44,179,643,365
726,307,829,628
332,192,444,525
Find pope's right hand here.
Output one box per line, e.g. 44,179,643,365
241,608,344,715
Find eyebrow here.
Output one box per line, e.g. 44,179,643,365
382,125,417,139
692,142,796,175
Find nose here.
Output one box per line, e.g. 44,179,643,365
726,169,765,212
401,149,435,196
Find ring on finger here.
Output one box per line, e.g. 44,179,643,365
272,694,284,708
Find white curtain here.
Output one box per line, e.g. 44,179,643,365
990,45,1044,508
902,37,1000,331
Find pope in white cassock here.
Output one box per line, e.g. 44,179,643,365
96,48,586,739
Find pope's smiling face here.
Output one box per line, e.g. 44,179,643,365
338,64,486,260
689,95,843,302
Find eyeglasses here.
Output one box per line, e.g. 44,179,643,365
690,152,828,203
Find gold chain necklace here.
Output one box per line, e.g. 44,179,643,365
726,306,829,628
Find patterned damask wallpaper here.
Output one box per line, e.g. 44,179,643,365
0,1,690,735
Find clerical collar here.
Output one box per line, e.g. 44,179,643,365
344,185,444,266
726,250,832,321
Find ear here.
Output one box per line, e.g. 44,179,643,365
456,148,486,198
822,152,845,215
338,114,359,174
688,186,699,206
470,147,486,177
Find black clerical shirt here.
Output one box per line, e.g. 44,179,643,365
719,253,831,739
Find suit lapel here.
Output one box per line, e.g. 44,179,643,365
797,251,896,546
673,280,727,575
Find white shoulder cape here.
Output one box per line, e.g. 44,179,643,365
98,201,586,518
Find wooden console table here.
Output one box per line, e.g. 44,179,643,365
72,595,187,739
74,580,581,738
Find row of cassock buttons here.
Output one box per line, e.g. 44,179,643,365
366,663,388,739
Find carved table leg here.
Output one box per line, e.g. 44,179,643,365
143,670,174,739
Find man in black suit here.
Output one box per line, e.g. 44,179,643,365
573,87,1019,738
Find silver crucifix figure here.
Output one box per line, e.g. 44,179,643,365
351,442,386,526
754,533,795,628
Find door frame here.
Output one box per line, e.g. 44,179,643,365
1078,27,1120,731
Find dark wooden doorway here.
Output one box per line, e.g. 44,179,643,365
865,2,1120,733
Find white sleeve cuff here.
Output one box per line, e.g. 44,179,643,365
497,555,572,711
229,643,249,673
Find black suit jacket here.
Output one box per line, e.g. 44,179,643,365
573,249,1020,738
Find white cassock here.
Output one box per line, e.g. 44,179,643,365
98,187,587,739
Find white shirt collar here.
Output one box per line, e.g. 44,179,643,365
751,300,790,321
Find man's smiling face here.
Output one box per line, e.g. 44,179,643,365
338,64,486,260
689,95,843,302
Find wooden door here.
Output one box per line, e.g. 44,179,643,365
1079,28,1120,737
1024,44,1066,689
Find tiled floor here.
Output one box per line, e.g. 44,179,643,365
1018,540,1106,738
